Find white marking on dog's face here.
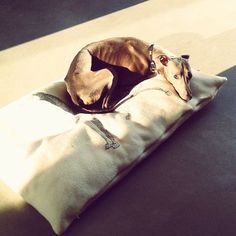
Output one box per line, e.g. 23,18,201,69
162,56,192,101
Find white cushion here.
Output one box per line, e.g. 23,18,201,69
0,70,226,234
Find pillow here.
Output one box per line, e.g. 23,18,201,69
0,69,226,234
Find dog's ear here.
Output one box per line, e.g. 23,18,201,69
181,55,190,60
159,55,169,66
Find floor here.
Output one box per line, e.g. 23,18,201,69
0,0,236,235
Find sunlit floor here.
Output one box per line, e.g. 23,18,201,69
0,0,236,236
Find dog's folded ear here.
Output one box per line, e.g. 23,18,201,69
159,55,170,66
181,55,190,60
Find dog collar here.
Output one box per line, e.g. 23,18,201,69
148,44,157,74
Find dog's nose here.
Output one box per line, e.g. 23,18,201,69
187,94,192,101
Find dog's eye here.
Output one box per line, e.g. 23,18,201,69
174,75,178,79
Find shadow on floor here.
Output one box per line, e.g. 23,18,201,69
0,66,235,236
0,0,146,50
64,66,236,236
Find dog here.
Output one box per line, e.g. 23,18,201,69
64,37,192,113
35,37,193,114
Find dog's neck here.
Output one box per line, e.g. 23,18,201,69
149,44,181,77
148,44,157,74
148,44,170,75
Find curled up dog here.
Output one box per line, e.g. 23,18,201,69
36,37,193,114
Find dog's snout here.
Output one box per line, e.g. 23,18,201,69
188,72,192,79
187,93,192,101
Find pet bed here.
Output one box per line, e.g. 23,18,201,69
0,69,226,234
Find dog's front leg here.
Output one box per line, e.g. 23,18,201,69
76,68,117,108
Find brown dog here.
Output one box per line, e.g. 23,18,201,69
64,37,192,113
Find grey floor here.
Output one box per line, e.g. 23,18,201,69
0,1,235,236
0,0,145,50
64,65,236,236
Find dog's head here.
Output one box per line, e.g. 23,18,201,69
157,54,193,101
